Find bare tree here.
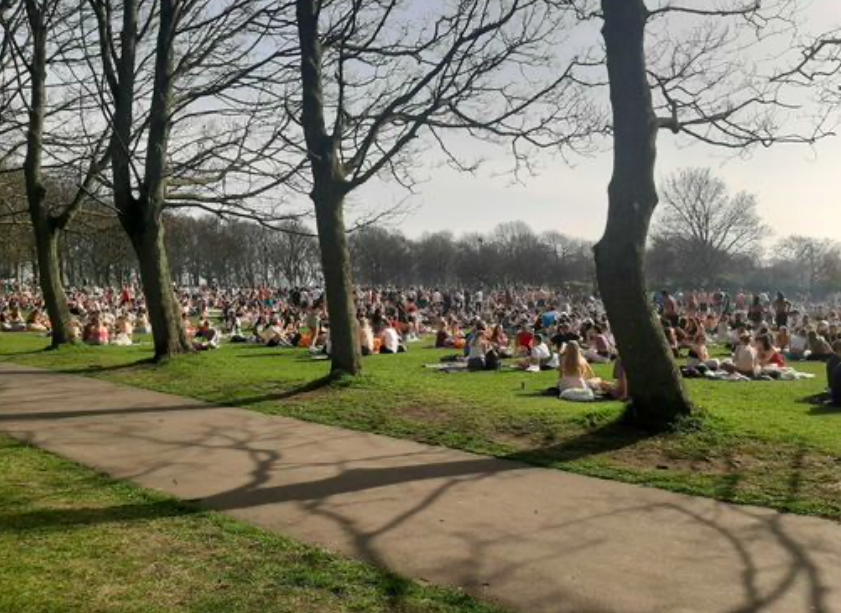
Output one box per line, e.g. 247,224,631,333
1,0,108,346
85,0,300,359
286,0,600,375
591,0,829,429
774,235,841,294
653,168,767,286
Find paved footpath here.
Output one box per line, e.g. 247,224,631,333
1,363,839,613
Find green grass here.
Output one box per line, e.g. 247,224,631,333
1,333,840,520
0,434,506,613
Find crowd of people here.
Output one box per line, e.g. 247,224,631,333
2,282,840,400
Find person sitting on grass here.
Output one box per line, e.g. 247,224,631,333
380,321,404,354
807,329,833,361
181,312,196,339
84,313,110,346
2,307,26,332
755,334,785,369
26,309,50,333
258,317,281,347
434,319,452,348
112,314,134,346
193,319,221,351
518,333,551,371
358,314,375,356
600,357,630,401
489,323,511,357
557,341,596,394
467,323,491,371
515,324,534,356
591,324,614,360
733,333,759,377
788,327,809,360
134,309,152,335
687,326,710,365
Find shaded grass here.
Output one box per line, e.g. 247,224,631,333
0,434,506,613
1,333,840,520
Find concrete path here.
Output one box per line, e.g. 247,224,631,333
0,363,839,613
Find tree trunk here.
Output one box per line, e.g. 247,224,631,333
296,0,361,376
126,219,190,360
32,221,74,346
22,2,74,347
313,187,361,375
594,0,693,430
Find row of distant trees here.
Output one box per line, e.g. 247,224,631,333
4,168,841,297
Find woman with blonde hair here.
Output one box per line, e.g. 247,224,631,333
557,341,596,394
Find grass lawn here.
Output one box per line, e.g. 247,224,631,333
0,434,505,613
1,333,840,520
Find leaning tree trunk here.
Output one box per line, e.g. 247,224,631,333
594,0,693,430
126,214,190,360
312,185,361,376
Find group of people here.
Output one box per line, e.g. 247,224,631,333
5,281,841,397
658,289,839,381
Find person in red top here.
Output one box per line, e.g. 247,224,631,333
515,324,534,356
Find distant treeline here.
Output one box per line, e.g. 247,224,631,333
1,211,838,296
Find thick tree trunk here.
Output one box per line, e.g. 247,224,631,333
595,0,693,430
32,222,74,346
127,218,190,360
312,187,361,376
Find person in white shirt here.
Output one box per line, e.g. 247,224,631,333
788,328,809,359
380,324,402,354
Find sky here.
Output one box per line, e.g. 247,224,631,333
350,0,841,244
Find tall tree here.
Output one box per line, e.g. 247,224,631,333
1,0,107,346
594,0,826,429
289,0,599,375
654,168,767,286
87,0,293,359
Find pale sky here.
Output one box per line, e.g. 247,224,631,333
349,1,841,244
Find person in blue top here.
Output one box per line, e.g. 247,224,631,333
541,305,560,330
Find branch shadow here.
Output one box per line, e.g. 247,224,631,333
3,411,835,613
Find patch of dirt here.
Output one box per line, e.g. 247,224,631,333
393,403,455,427
607,443,759,476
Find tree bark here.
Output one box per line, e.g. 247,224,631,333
127,217,190,360
32,221,74,346
296,0,361,376
595,0,693,430
312,186,361,375
102,0,189,361
22,0,74,347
